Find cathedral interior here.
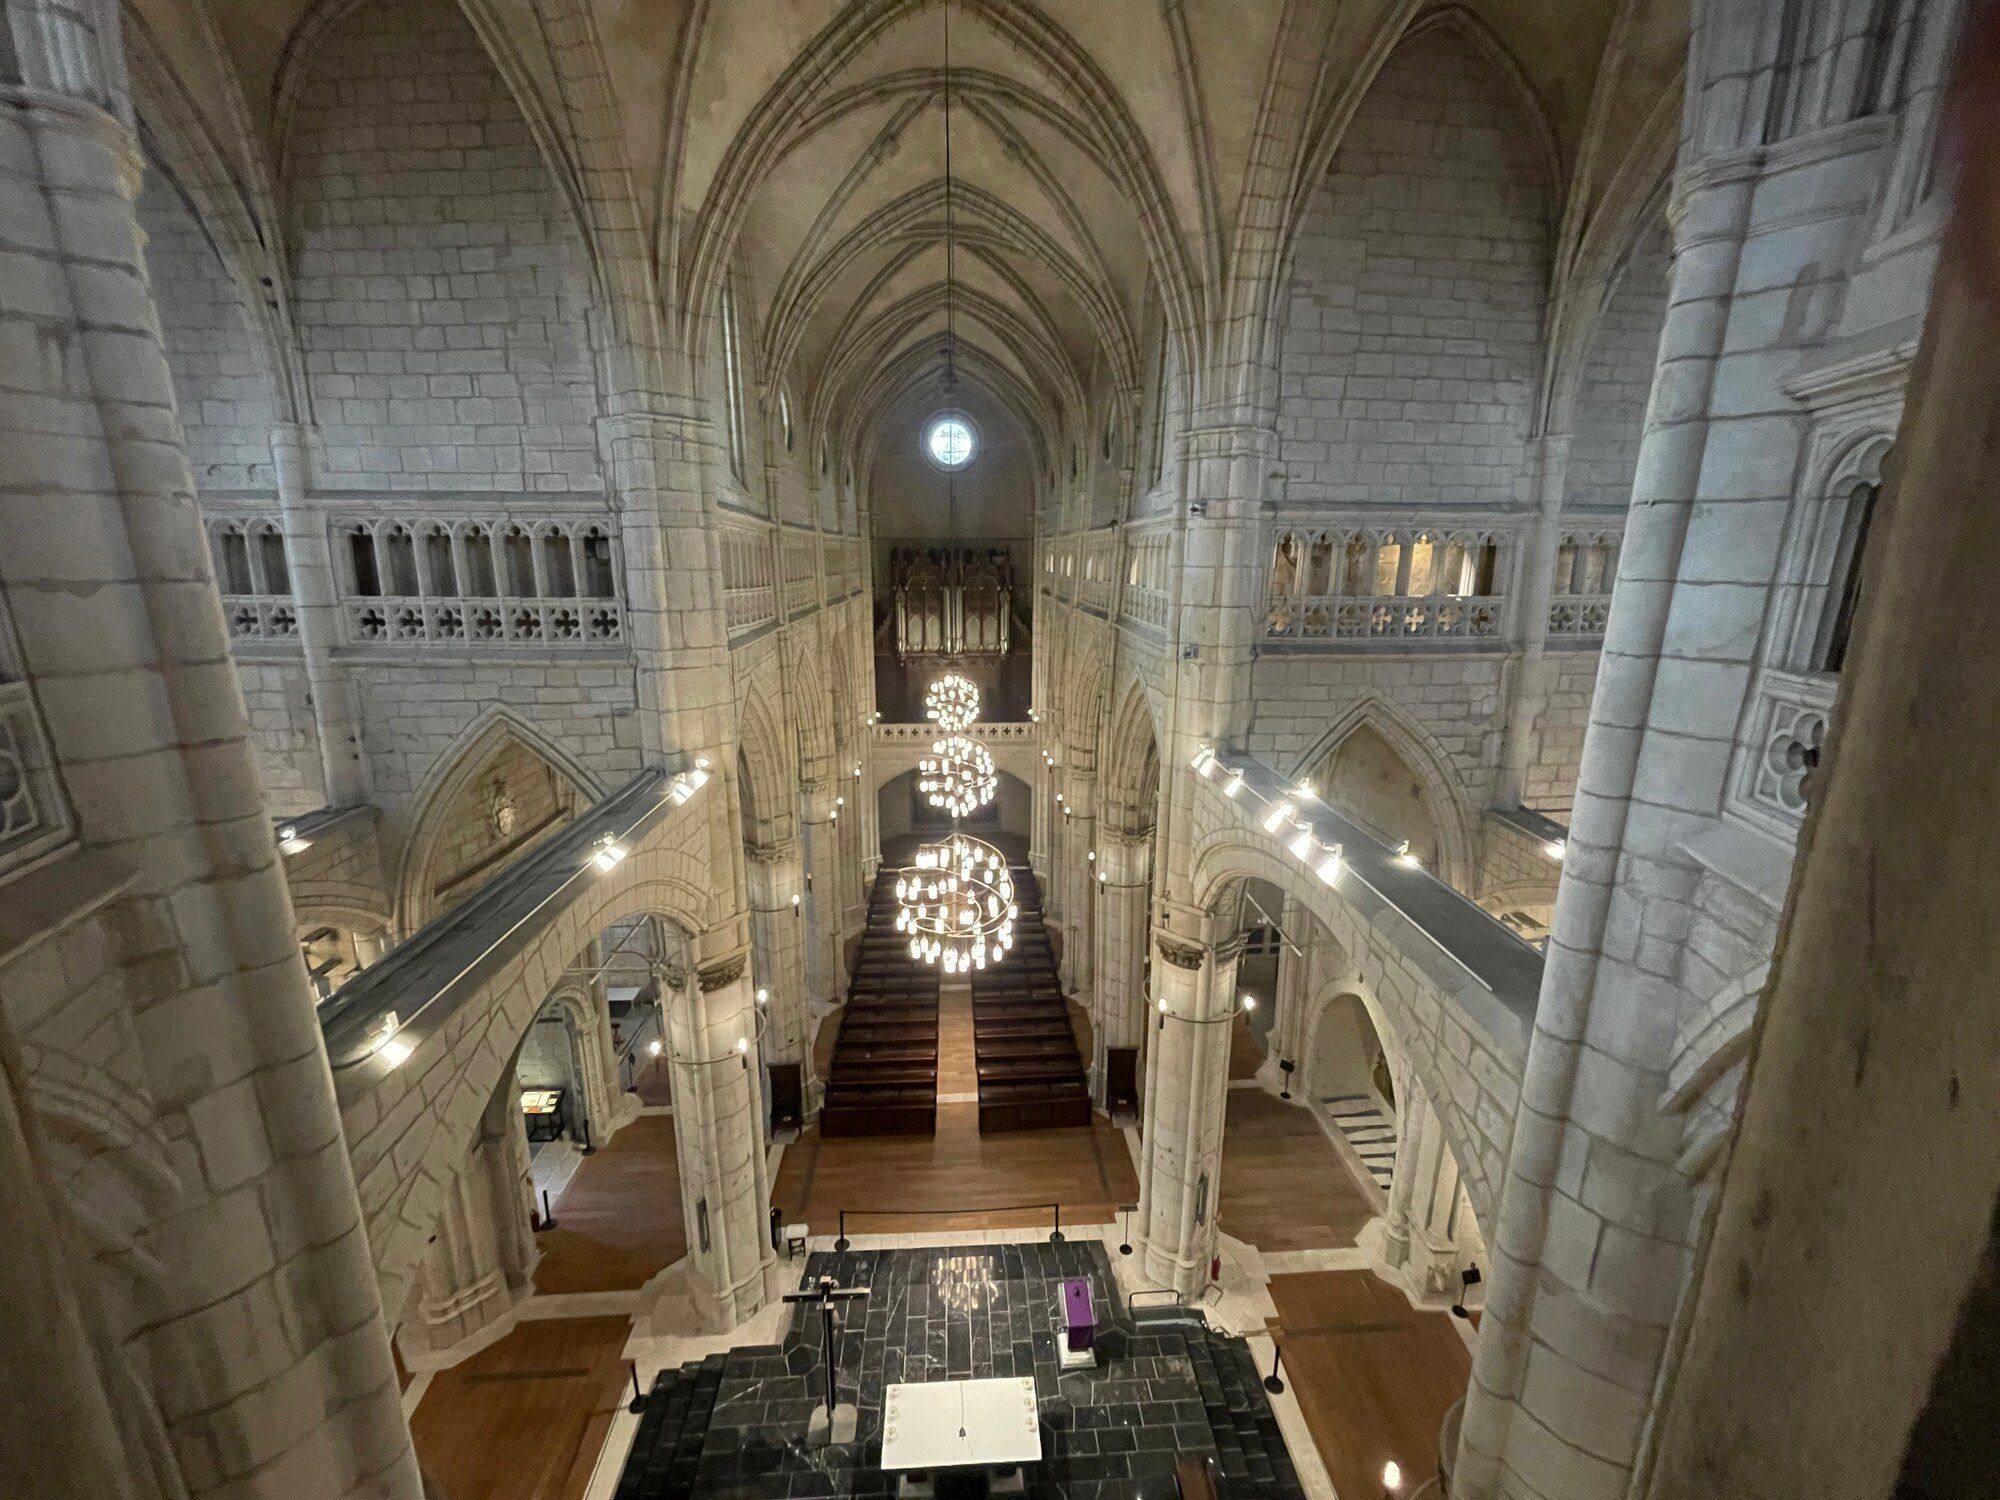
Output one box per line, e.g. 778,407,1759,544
1,0,1996,1497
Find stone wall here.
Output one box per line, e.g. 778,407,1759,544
135,172,278,491
1276,23,1549,510
1564,215,1672,512
286,0,603,494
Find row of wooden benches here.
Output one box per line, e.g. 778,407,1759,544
817,873,940,1137
971,872,1092,1132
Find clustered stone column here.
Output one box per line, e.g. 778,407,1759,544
1089,827,1152,1101
799,782,845,1008
0,46,420,1496
1135,932,1242,1296
270,420,368,805
661,951,776,1330
1260,895,1314,1093
745,840,815,1110
401,1086,536,1360
1377,1066,1476,1299
1458,92,1761,1500
1496,433,1571,809
1057,763,1097,995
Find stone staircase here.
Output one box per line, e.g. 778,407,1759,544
1322,1093,1397,1192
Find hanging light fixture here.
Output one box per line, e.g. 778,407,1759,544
925,673,980,733
893,830,1018,972
919,733,998,817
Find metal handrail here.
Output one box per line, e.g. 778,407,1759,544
830,1200,1070,1251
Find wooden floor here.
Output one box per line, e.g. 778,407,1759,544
937,982,976,1094
630,1055,672,1107
412,1315,630,1500
773,1100,1139,1236
1219,1089,1375,1251
532,1115,687,1294
1230,1012,1265,1080
1267,1271,1472,1499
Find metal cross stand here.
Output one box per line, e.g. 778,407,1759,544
784,1276,871,1447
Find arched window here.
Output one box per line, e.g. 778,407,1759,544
1814,479,1878,674
347,526,382,597
720,283,747,482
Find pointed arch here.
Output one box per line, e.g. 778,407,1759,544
736,682,795,848
1099,674,1161,837
1290,699,1479,893
392,710,605,932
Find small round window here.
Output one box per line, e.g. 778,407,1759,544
924,412,977,471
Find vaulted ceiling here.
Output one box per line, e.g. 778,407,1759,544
127,0,1686,491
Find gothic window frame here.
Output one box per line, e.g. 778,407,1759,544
0,585,74,880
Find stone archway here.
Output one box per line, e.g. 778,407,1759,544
1291,700,1481,894
1183,826,1522,1237
392,711,604,932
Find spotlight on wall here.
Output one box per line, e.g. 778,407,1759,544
1544,839,1567,862
1393,839,1420,869
648,1038,663,1057
1241,993,1256,1012
1288,827,1316,861
1382,1460,1403,1495
756,987,769,1005
791,893,802,907
1260,800,1294,834
1222,770,1244,799
371,1011,411,1067
1315,844,1345,887
1191,746,1217,777
1294,779,1318,801
592,836,629,872
277,825,311,856
736,1038,749,1055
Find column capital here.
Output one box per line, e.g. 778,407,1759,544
744,837,800,866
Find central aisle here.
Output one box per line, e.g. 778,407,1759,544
772,1096,1139,1237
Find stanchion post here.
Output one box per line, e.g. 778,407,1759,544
1049,1202,1064,1244
628,1363,647,1413
1263,1340,1286,1395
539,1188,556,1232
834,1210,850,1252
1118,1205,1133,1256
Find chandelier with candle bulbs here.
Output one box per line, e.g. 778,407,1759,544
919,733,997,818
894,830,1018,973
925,673,979,732
891,9,1020,973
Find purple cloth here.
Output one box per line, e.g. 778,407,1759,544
1062,1278,1095,1351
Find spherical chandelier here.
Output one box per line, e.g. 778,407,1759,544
925,674,980,733
919,734,997,818
894,831,1018,973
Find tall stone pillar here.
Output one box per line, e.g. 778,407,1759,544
1456,129,1761,1500
1058,766,1097,994
270,422,367,806
1379,1060,1432,1272
1135,932,1241,1296
745,840,814,1111
1261,895,1315,1092
0,57,420,1496
1090,828,1153,1101
800,783,845,1008
662,950,775,1330
1497,434,1571,809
